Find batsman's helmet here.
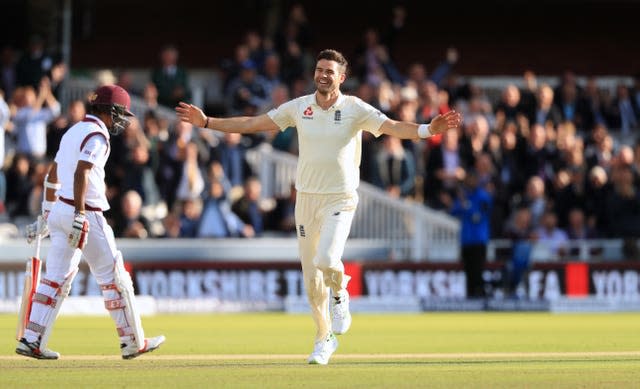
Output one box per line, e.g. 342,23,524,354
88,84,134,135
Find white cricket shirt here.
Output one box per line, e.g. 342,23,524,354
54,114,111,210
268,93,387,194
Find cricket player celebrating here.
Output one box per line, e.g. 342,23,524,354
176,49,462,364
17,85,165,359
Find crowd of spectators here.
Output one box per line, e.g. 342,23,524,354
1,4,640,256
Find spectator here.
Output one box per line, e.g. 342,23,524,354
566,207,598,240
371,134,416,198
494,84,524,123
225,59,270,115
530,83,563,128
178,198,203,238
602,164,640,239
231,176,274,236
160,211,181,238
175,141,205,202
114,190,152,238
11,78,61,160
157,120,208,210
518,123,558,188
610,83,638,134
197,178,254,238
584,123,614,172
585,165,612,233
449,169,492,298
582,76,607,129
535,210,569,260
503,206,535,297
5,153,32,218
424,127,470,209
211,132,254,190
554,79,592,131
261,52,284,96
459,114,490,167
142,82,160,111
151,45,191,107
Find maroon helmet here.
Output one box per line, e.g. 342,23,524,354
88,84,134,134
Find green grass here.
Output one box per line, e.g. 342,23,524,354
2,312,640,388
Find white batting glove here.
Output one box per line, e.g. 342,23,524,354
68,212,89,249
26,212,50,244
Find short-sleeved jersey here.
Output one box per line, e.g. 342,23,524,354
268,93,387,194
54,114,111,210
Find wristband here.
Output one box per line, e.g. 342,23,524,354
418,124,431,138
44,174,61,190
204,117,209,129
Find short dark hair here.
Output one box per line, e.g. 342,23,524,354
317,49,348,70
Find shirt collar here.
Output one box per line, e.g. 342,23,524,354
308,92,345,111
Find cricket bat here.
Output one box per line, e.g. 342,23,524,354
16,234,42,340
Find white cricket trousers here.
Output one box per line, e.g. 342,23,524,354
24,200,130,344
295,191,357,341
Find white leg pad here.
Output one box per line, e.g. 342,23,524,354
37,268,78,350
113,251,145,350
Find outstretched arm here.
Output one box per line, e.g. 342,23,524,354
379,110,463,139
175,102,280,134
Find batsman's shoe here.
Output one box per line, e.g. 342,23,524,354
331,289,352,335
121,335,166,360
307,332,338,365
15,337,60,360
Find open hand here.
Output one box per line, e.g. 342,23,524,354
429,111,463,135
175,102,207,127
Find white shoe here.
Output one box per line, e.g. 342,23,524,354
331,289,352,335
307,332,338,365
121,335,166,359
15,337,60,360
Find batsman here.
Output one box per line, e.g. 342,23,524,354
16,84,165,360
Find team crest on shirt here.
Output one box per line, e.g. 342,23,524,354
302,106,313,120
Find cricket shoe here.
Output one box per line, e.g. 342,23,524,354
15,337,60,360
307,332,338,365
121,335,166,360
331,289,352,335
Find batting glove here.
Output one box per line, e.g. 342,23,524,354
26,213,50,244
68,211,89,249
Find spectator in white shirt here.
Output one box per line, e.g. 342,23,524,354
11,77,60,160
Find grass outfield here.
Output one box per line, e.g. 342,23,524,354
1,312,640,388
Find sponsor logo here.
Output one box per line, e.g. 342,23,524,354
302,106,313,120
333,211,341,216
298,225,306,237
334,110,341,123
